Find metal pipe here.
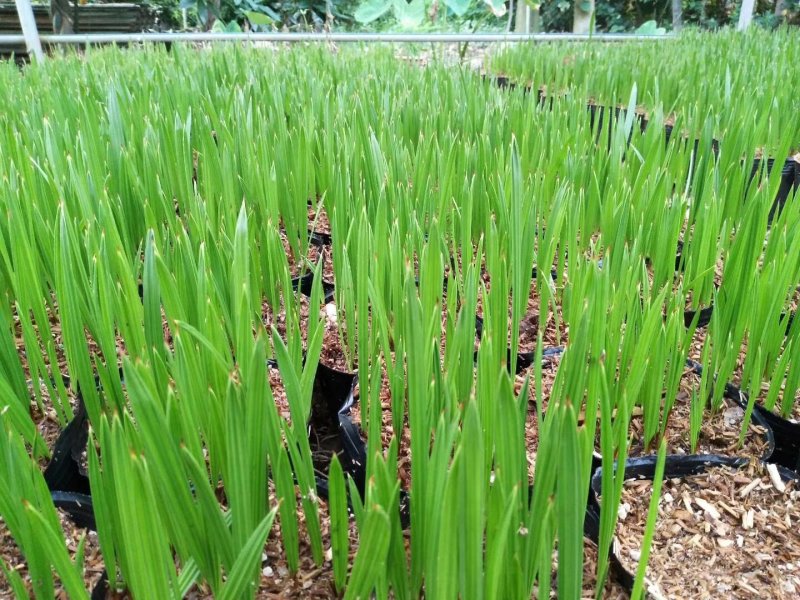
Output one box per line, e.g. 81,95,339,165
0,32,674,46
12,0,43,61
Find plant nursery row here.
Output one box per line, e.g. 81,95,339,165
0,29,799,599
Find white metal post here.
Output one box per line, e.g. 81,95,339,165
14,0,44,62
515,3,532,34
738,0,756,30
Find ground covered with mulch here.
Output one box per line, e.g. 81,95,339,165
0,510,105,598
546,537,630,600
614,461,800,599
625,368,771,460
516,350,563,480
182,496,360,600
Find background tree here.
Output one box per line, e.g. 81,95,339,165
573,0,594,32
672,0,682,30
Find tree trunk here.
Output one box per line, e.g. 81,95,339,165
738,0,756,30
514,2,542,33
203,0,221,31
573,0,594,34
775,0,787,18
672,0,683,31
50,0,74,34
515,2,531,33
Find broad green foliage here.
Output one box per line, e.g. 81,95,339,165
355,0,505,26
634,19,667,35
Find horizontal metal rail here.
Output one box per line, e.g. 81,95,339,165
0,32,674,45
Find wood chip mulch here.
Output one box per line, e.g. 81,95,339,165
347,364,412,490
746,379,800,424
517,351,562,480
626,368,770,459
545,537,629,599
0,509,104,598
307,205,331,237
614,461,800,599
279,231,334,282
317,303,354,373
182,493,359,600
262,293,311,348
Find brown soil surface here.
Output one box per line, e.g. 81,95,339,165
439,301,478,367
13,303,69,377
702,329,800,423
279,231,311,278
257,494,359,599
268,362,292,423
265,331,346,479
307,205,331,236
446,245,491,290
516,351,563,480
519,283,567,350
31,397,82,471
626,368,770,459
183,494,359,600
309,294,462,374
317,245,335,284
279,231,334,282
318,303,353,373
614,461,800,599
13,298,171,384
686,325,708,364
750,382,800,423
32,400,64,461
725,332,800,423
544,537,629,599
516,352,767,469
347,366,412,490
477,281,567,354
262,293,311,347
0,509,104,598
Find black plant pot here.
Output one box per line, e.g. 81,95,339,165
473,265,560,374
587,105,638,151
44,395,91,496
269,356,357,498
682,303,795,337
663,124,719,161
683,304,714,329
51,490,95,530
491,74,515,91
746,403,800,473
539,88,554,109
515,345,564,375
307,229,331,247
292,269,335,303
720,378,800,473
794,157,800,190
473,307,563,375
746,157,798,225
587,103,600,129
335,373,411,528
674,239,684,270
